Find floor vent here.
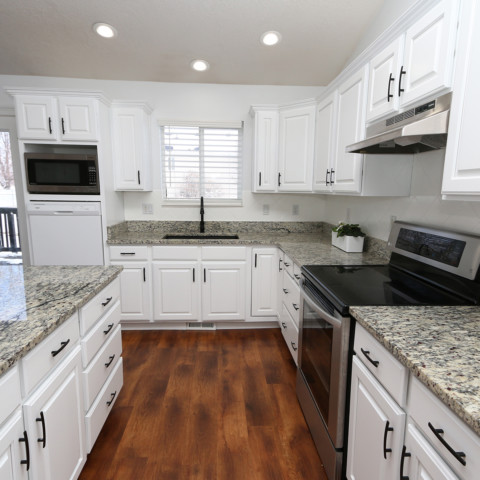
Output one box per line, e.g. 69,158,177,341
187,322,216,330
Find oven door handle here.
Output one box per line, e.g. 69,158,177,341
301,285,342,328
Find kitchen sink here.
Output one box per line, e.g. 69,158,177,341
163,234,239,240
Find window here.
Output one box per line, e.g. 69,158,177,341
160,123,242,201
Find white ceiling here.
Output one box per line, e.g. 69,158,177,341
0,0,384,86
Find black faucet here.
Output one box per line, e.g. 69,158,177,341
200,196,205,233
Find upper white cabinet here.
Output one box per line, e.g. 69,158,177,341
278,102,316,192
12,92,100,142
112,102,152,191
442,0,480,197
366,0,459,122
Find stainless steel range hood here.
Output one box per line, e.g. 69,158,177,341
346,93,451,154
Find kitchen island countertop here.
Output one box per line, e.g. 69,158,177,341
0,265,122,376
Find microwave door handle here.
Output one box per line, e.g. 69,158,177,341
53,211,74,215
300,285,342,328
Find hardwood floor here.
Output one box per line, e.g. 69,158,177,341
79,329,328,480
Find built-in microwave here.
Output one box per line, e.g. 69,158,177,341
25,153,100,194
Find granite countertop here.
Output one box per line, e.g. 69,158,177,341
350,305,480,436
0,265,122,376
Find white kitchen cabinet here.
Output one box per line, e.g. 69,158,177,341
366,0,458,122
278,303,299,364
442,0,480,198
346,356,406,480
23,346,86,480
202,262,246,321
250,107,279,192
0,410,28,480
251,247,278,317
278,102,316,192
112,102,152,191
13,93,99,142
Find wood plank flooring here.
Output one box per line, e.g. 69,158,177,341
79,328,328,480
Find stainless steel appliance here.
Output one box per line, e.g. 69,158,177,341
296,221,480,480
25,152,100,194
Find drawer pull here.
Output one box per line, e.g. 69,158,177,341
383,420,393,459
281,322,287,329
36,411,46,448
120,252,136,256
428,422,466,466
284,262,290,267
19,430,30,471
292,303,299,311
294,274,301,280
103,323,114,335
360,348,379,367
291,341,297,351
283,288,289,294
106,391,117,407
102,296,113,307
51,339,70,357
400,445,411,480
279,259,283,271
105,354,116,368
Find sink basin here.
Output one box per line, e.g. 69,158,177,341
163,234,239,240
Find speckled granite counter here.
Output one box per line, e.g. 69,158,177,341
350,305,480,436
0,265,122,376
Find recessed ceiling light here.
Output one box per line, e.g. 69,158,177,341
93,23,117,39
261,31,282,46
191,59,210,72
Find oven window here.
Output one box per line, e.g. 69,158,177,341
301,299,333,421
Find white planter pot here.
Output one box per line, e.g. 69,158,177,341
332,232,365,253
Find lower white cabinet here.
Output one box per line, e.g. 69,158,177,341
0,410,28,480
347,355,406,480
23,346,86,480
251,248,278,317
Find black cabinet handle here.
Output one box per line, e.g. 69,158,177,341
51,339,70,357
120,252,136,256
259,172,262,186
103,323,114,335
105,354,115,368
48,117,52,134
383,420,394,459
326,169,330,186
283,288,289,294
102,296,113,307
143,267,146,282
400,445,411,480
279,259,283,271
281,322,287,329
387,73,394,101
61,117,65,134
330,168,335,184
255,253,257,268
292,303,299,311
291,341,297,351
278,172,281,187
193,268,195,283
106,391,117,407
36,411,46,448
284,262,290,267
428,422,466,465
360,348,379,367
19,430,30,471
294,274,300,280
137,170,141,185
204,268,206,282
398,66,406,96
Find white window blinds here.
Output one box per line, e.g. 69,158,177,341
161,124,243,201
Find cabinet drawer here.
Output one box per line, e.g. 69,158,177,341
152,246,200,260
80,278,120,335
293,263,302,285
283,271,300,327
201,246,247,260
109,246,149,261
83,325,122,410
354,323,408,407
0,366,21,426
408,377,480,480
283,253,294,277
21,313,80,396
85,357,123,453
279,304,299,364
81,301,121,368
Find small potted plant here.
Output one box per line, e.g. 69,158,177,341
332,222,366,253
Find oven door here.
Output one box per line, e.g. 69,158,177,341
298,279,351,448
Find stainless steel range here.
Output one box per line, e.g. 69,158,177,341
296,221,480,480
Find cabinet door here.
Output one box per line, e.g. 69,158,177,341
400,0,458,108
202,262,246,321
252,109,279,192
153,261,200,321
442,0,480,196
366,37,403,122
251,248,278,317
57,97,99,141
333,66,367,193
401,423,458,480
278,104,315,192
112,262,151,322
15,95,58,140
23,347,86,480
0,410,28,480
347,356,406,480
313,92,337,192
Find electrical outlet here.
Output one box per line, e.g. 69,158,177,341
292,204,299,216
263,204,270,215
142,203,153,214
